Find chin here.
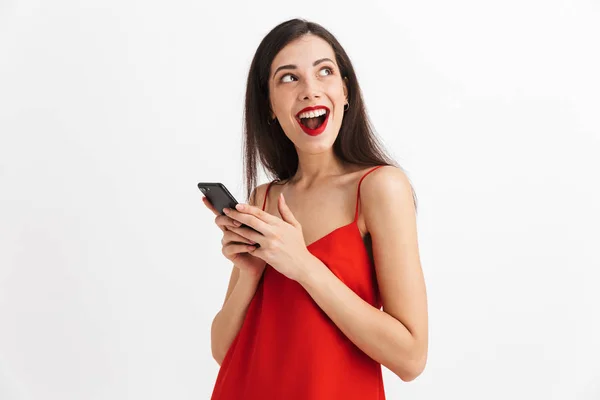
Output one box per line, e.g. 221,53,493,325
298,135,338,153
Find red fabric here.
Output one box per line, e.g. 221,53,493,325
211,165,386,400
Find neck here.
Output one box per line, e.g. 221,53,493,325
289,150,349,189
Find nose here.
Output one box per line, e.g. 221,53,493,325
298,76,322,101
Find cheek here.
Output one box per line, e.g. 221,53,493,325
326,83,346,101
270,91,293,114
327,85,345,103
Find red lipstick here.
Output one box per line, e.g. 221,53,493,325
295,105,330,136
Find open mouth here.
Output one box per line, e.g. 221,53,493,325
295,106,330,135
299,112,328,130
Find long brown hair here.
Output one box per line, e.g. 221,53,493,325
242,18,417,211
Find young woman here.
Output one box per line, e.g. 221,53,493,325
202,18,428,400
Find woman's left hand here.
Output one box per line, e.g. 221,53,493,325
223,193,313,282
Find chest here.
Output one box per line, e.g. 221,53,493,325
265,183,361,247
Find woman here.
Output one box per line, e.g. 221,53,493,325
202,18,428,399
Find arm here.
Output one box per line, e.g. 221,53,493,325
296,166,428,381
210,184,267,365
211,271,262,365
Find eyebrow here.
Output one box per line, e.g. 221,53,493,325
272,58,335,79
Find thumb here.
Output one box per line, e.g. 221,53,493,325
277,193,300,228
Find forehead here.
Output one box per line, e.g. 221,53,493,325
271,35,336,73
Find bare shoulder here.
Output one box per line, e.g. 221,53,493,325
248,182,271,208
359,165,415,231
360,165,413,198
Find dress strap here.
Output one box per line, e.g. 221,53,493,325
261,180,278,211
354,165,385,222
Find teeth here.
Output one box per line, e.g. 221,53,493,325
298,108,327,119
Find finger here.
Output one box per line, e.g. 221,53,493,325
224,206,273,235
212,216,227,233
215,214,242,231
222,242,258,258
227,225,263,245
222,230,257,246
277,193,300,228
234,203,280,225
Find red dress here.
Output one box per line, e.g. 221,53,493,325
211,165,386,399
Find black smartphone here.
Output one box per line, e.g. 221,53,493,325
197,182,262,239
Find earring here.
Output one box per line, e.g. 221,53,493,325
268,117,277,125
344,102,349,111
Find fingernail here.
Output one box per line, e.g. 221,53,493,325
223,208,229,214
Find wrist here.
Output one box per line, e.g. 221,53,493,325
238,268,264,284
295,253,326,288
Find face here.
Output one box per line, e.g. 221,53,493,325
268,34,348,152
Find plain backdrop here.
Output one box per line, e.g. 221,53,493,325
1,1,599,399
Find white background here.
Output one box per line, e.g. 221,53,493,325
1,1,599,399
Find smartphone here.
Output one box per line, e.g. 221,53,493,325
197,182,262,240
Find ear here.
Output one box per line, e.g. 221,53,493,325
268,105,275,120
343,76,349,101
269,98,276,120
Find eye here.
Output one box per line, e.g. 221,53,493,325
280,74,297,83
319,67,334,76
279,67,334,83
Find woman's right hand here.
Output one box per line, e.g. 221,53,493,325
202,196,267,280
